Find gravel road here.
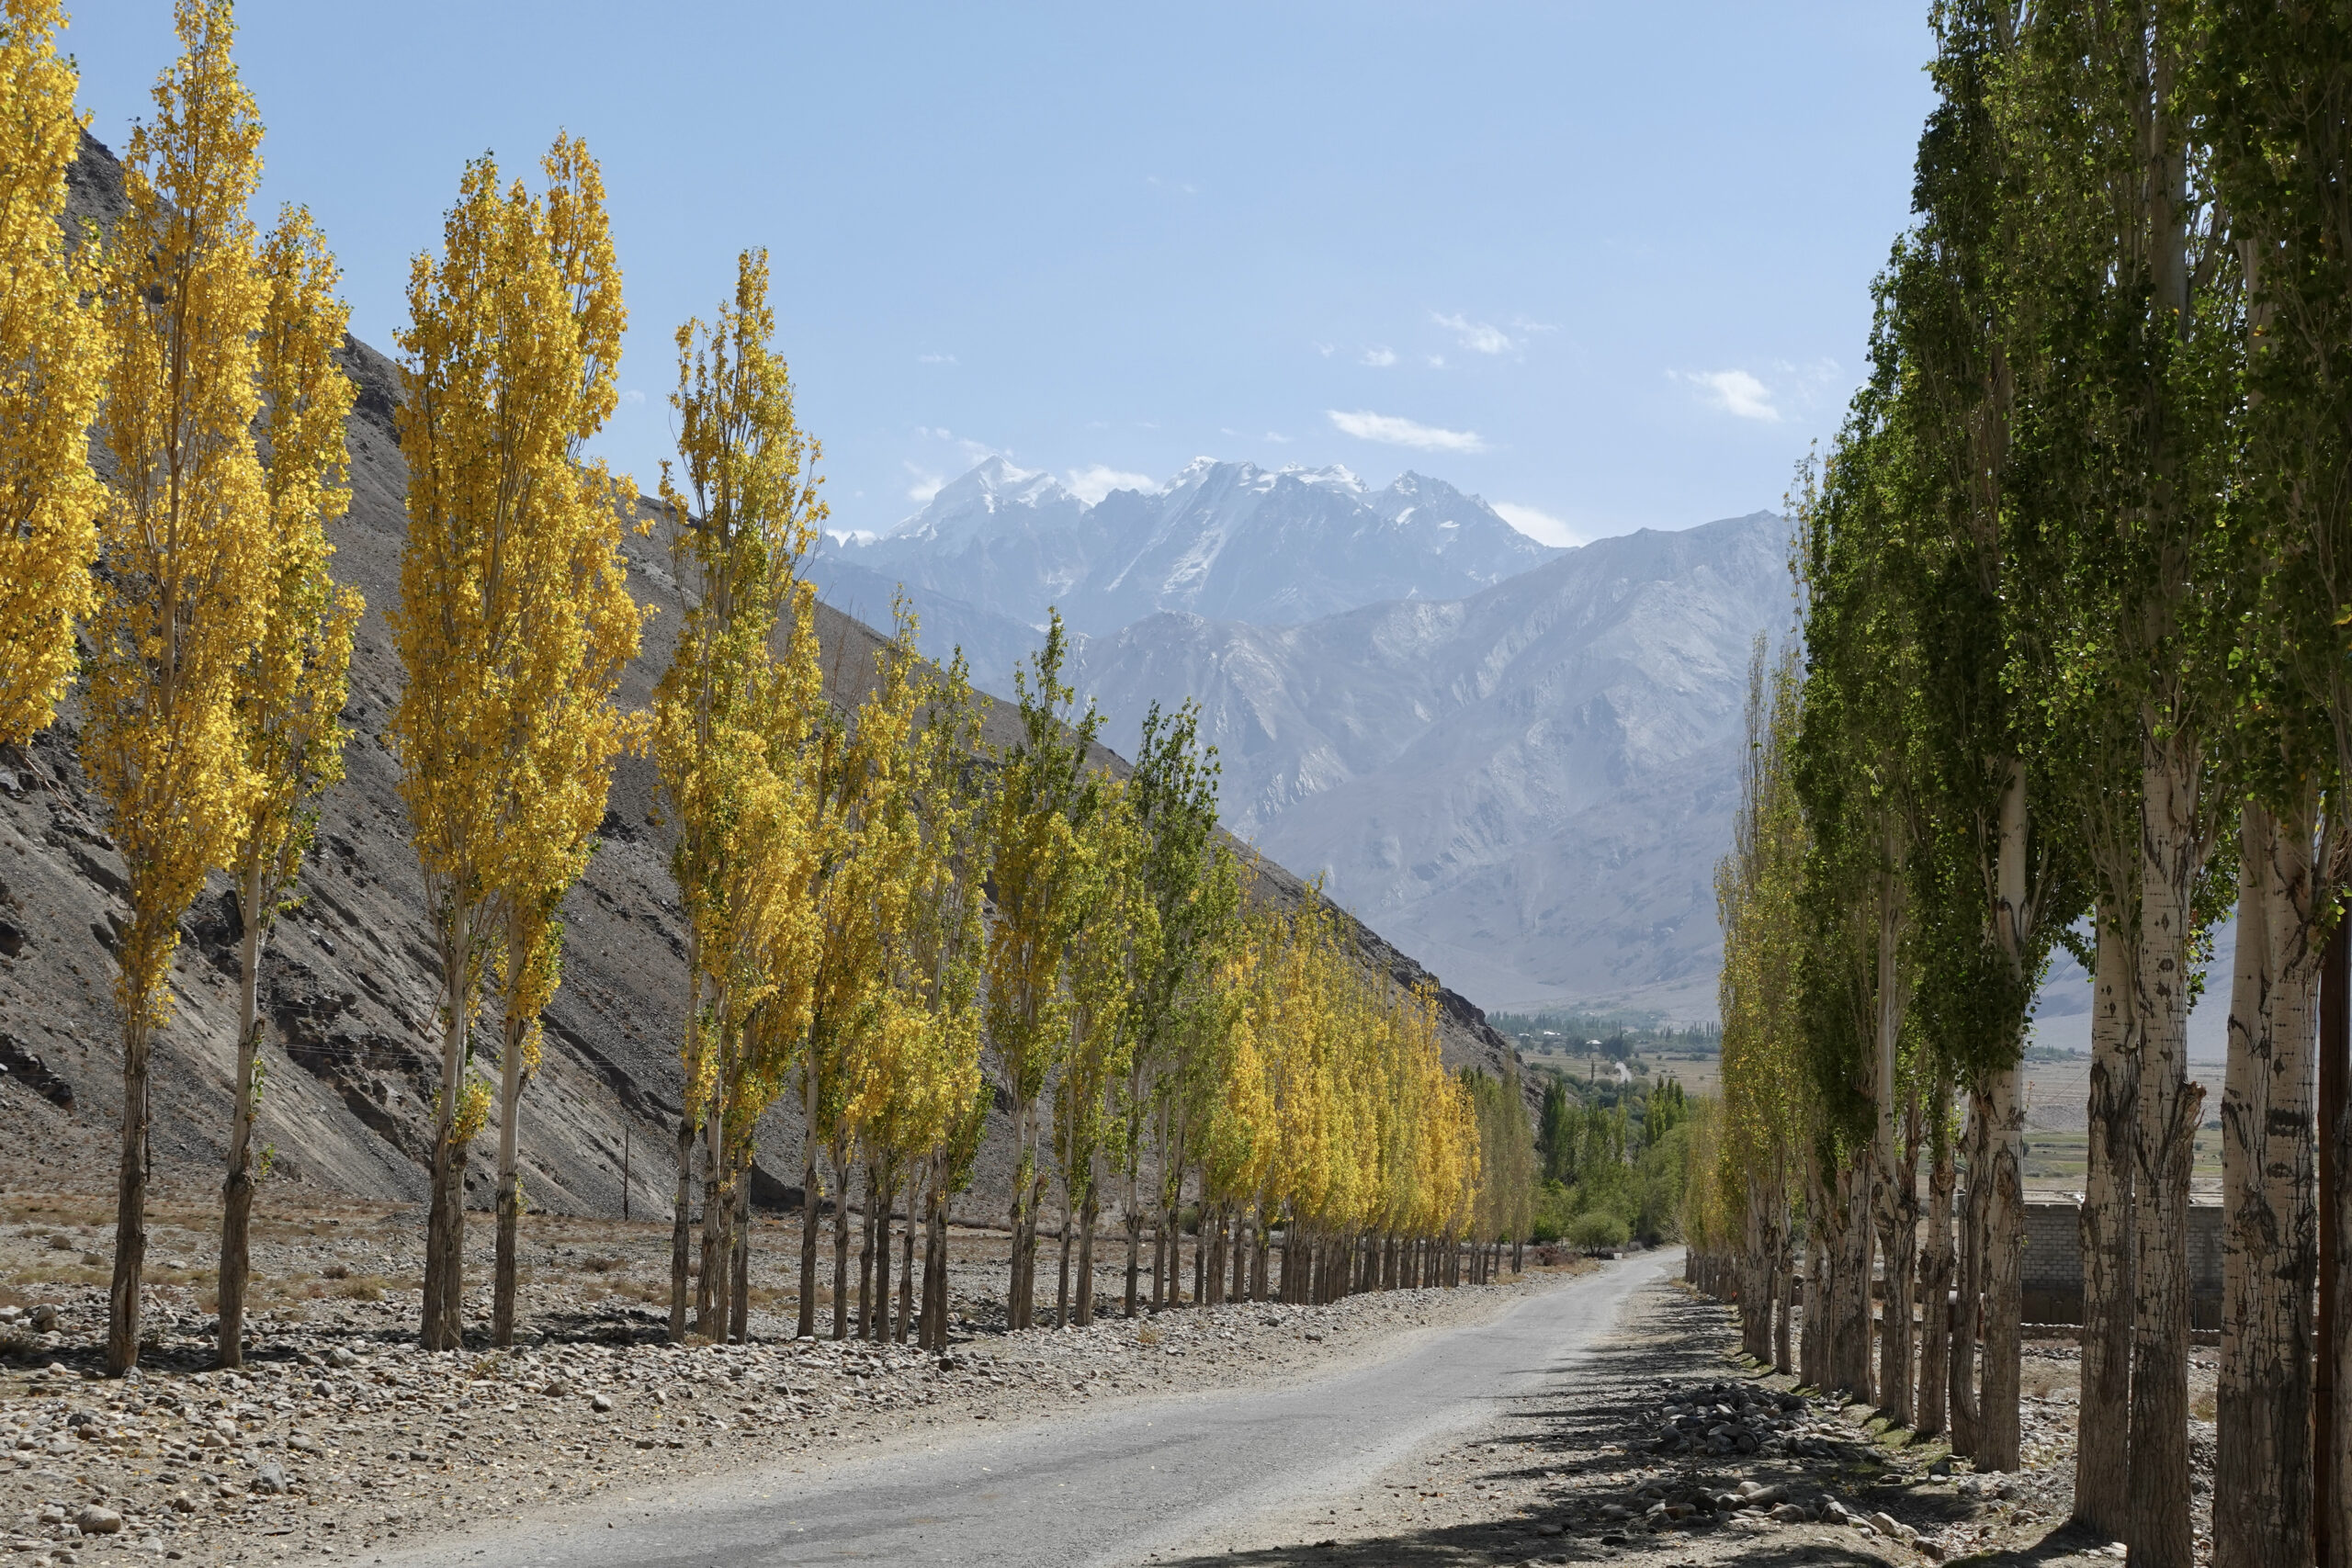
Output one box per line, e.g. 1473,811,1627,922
366,1252,1674,1568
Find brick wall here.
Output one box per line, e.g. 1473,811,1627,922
2016,1197,2222,1329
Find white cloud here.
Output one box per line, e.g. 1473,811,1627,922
1426,354,1446,368
904,462,946,503
1673,368,1781,423
1360,345,1396,367
1433,312,1513,355
1313,342,1337,357
1327,409,1488,454
1067,464,1155,504
621,389,646,407
1492,502,1581,548
1263,430,1294,445
918,352,957,366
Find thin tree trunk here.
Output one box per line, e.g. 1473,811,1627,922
1055,1197,1073,1329
898,1206,915,1343
2214,801,2319,1568
1124,1167,1142,1318
106,1003,153,1376
729,1197,750,1344
1950,1099,1984,1456
797,1147,820,1339
859,1176,877,1339
872,1177,892,1343
2128,731,2205,1568
669,1113,695,1343
1980,1064,2026,1467
1076,1190,1099,1325
1917,1100,1953,1439
492,934,529,1348
422,899,473,1353
695,1087,728,1336
832,1148,853,1340
218,857,266,1370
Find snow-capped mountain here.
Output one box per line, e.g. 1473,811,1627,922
1070,512,1792,1019
827,457,1562,639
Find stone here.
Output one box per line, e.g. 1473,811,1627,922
590,1392,613,1413
288,1432,322,1455
252,1461,289,1495
326,1347,359,1369
73,1506,121,1535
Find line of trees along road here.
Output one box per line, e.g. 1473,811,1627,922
0,1,1533,1380
1690,7,2352,1567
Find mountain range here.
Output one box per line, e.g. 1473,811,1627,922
812,456,1792,1020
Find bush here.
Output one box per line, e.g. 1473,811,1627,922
1566,1212,1629,1253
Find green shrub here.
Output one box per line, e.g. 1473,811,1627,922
1566,1212,1629,1252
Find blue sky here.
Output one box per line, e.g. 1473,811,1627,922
69,3,1936,547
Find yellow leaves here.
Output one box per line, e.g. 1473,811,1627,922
1199,895,1478,1241
84,0,274,1030
651,248,831,1147
232,203,358,918
0,0,103,742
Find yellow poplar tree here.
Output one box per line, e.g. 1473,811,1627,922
984,613,1103,1330
649,247,826,1341
1052,777,1153,1326
0,0,102,742
391,134,637,1352
217,205,360,1367
82,0,271,1376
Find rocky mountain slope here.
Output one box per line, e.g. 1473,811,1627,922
0,134,1521,1220
1070,513,1793,1020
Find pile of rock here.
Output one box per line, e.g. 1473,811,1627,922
1646,1378,1810,1458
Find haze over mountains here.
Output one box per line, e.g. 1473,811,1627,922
815,457,1794,1020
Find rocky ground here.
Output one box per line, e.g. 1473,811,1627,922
0,1189,1561,1565
1162,1280,2218,1568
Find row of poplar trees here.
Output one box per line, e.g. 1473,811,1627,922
1698,6,2352,1567
0,2,1510,1375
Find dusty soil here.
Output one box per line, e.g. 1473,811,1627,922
1160,1278,2211,1568
0,1190,1566,1565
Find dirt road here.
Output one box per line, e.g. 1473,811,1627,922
363,1253,1675,1568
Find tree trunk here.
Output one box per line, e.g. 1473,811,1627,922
872,1179,891,1343
422,900,473,1353
1979,1065,2026,1468
859,1179,877,1339
1948,1104,1982,1456
2128,730,2205,1568
729,1199,750,1345
106,1003,153,1376
897,1204,915,1342
832,1150,854,1340
2075,907,2137,1536
1076,1190,1099,1325
797,1148,820,1339
2321,916,2347,1568
1917,1104,1953,1438
1124,1168,1142,1319
695,1093,727,1336
2214,801,2319,1568
218,855,267,1371
492,960,528,1348
669,1115,695,1343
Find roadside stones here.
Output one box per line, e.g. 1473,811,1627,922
72,1505,121,1535
252,1461,289,1495
589,1392,613,1413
